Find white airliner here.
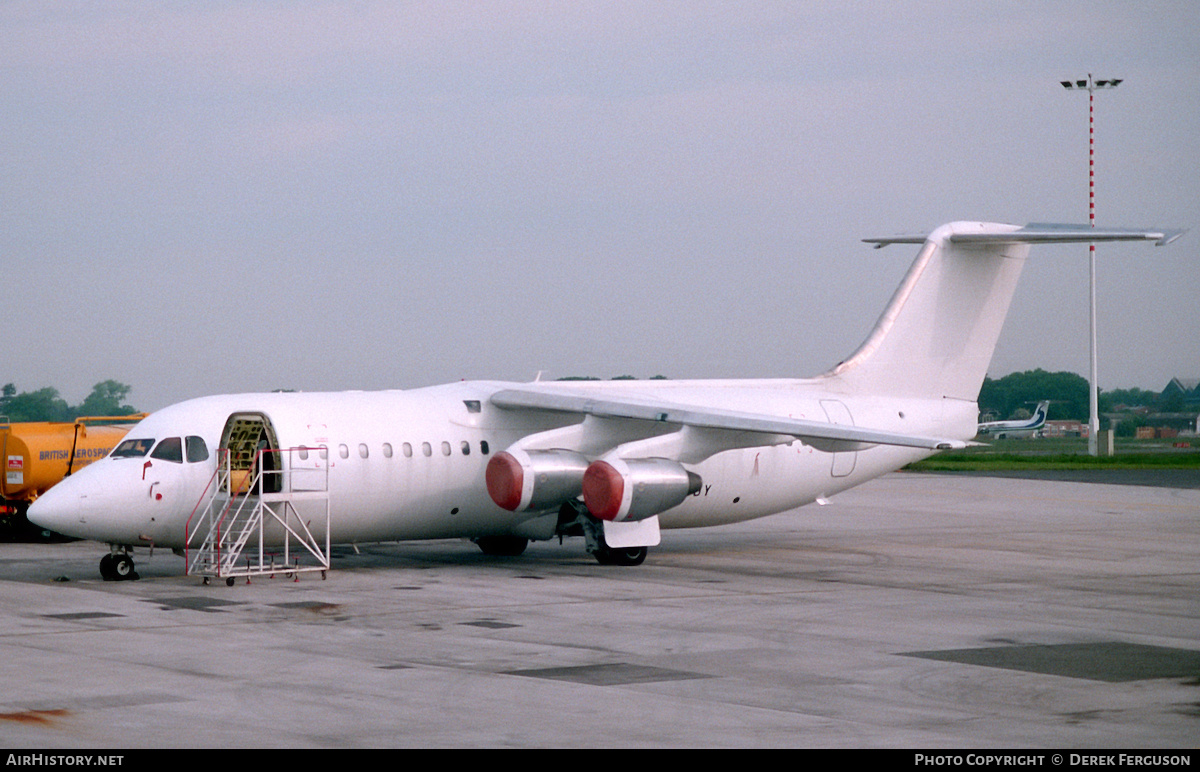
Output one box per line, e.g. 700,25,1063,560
977,400,1051,439
28,222,1181,580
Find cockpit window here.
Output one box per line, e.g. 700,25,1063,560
186,436,209,463
150,437,183,463
111,438,155,458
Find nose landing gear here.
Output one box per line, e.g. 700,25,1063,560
99,551,139,581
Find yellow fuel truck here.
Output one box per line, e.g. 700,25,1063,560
1,416,144,538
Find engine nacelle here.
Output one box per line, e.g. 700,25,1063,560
485,448,590,512
582,457,702,522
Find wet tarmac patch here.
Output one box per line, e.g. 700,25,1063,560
271,600,344,619
42,612,123,620
145,596,245,612
462,619,520,629
905,642,1200,682
504,663,711,686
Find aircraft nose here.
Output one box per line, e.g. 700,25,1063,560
27,475,92,539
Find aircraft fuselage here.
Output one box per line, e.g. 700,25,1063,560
32,379,968,551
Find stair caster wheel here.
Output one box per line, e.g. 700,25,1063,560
226,577,235,587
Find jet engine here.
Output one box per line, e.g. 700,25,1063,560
581,457,702,522
485,448,590,512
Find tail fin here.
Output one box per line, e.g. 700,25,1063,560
1032,400,1050,427
825,222,1183,401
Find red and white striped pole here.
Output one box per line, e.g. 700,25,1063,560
1062,74,1122,456
1089,78,1096,229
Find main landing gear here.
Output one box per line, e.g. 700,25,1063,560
474,531,648,565
591,544,648,566
571,504,650,566
99,551,139,581
473,504,652,566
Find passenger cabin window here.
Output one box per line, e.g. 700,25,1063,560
111,438,155,458
441,441,451,457
480,440,490,455
460,441,470,456
150,437,183,463
359,443,369,459
186,436,209,463
383,443,393,458
402,442,413,458
421,442,432,457
298,447,309,461
338,444,349,459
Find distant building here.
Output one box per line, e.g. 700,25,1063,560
1136,426,1179,440
1044,420,1086,438
1158,378,1200,435
1162,377,1200,406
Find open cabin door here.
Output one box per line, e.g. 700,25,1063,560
219,413,282,494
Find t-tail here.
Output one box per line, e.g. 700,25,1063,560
824,222,1184,402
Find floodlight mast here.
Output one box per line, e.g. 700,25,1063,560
1061,74,1122,456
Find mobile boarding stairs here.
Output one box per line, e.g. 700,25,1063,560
185,448,331,585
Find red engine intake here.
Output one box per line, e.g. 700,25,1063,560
582,457,701,522
485,448,590,512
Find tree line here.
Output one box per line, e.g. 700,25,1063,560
979,369,1176,424
0,381,140,423
0,372,1173,426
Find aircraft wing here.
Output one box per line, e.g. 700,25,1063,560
490,387,965,451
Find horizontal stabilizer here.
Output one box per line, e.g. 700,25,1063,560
865,223,1185,249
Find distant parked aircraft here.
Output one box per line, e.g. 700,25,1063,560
977,400,1051,439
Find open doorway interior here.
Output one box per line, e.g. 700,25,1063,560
219,413,282,494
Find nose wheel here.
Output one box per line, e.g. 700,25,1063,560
99,553,139,581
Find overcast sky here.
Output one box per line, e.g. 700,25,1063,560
3,1,1197,411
